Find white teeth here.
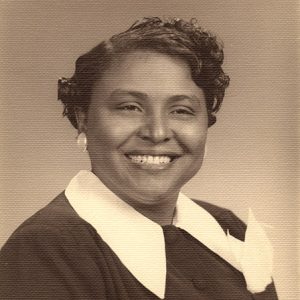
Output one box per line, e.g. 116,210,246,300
128,155,172,165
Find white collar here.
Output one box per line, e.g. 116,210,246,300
65,170,273,298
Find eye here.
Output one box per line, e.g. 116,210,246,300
117,103,142,112
171,107,195,116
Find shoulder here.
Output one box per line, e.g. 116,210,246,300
12,192,94,232
0,194,108,299
1,192,97,254
19,192,83,227
192,199,247,241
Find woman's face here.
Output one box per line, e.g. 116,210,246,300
83,51,208,207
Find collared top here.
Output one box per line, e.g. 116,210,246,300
65,170,273,299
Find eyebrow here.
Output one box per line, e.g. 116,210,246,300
168,94,201,105
109,89,201,104
109,89,148,101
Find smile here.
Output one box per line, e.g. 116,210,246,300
127,155,173,165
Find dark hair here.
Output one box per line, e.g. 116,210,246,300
58,17,230,128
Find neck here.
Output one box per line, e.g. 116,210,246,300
115,189,178,226
91,169,179,226
134,202,177,226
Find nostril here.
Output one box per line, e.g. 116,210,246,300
139,134,171,144
137,120,173,143
140,135,150,141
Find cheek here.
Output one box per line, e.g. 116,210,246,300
87,113,137,148
178,123,207,153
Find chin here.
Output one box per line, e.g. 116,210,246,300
124,178,184,206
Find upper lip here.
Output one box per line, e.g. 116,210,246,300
125,150,182,157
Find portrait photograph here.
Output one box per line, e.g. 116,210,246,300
0,1,298,299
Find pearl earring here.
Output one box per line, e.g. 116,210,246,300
204,145,207,159
77,132,87,152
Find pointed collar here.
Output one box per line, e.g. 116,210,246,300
65,170,272,298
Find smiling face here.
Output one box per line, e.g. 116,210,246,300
80,51,208,208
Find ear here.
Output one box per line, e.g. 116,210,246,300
75,107,88,133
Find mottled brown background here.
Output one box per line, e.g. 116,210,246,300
0,1,298,299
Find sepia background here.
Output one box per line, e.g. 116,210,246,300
0,1,298,299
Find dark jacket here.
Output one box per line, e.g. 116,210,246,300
0,192,278,299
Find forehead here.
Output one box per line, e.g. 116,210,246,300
92,50,201,97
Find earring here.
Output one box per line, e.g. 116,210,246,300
77,132,87,152
203,145,207,159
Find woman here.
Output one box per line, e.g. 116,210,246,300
0,17,278,299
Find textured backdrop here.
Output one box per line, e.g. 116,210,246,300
0,1,298,299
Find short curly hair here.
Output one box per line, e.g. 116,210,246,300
58,17,230,128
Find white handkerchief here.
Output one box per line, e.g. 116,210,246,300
227,209,273,293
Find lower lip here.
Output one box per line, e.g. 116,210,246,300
125,155,177,170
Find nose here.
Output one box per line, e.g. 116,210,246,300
137,114,173,143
